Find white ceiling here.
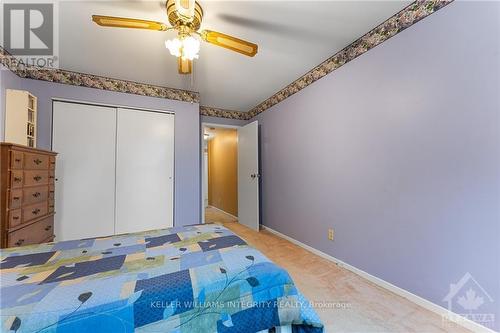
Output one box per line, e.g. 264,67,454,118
55,1,410,111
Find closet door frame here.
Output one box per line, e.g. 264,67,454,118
50,98,176,239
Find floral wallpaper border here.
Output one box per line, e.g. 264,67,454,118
199,106,251,120
0,46,200,103
246,0,453,119
1,0,451,120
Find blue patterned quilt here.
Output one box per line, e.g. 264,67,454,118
0,224,323,333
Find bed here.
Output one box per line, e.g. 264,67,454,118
0,224,323,332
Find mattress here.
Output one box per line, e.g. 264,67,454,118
0,224,323,332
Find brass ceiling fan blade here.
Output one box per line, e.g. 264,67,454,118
201,30,258,57
92,15,168,31
178,57,192,74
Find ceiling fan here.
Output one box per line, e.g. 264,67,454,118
92,0,258,74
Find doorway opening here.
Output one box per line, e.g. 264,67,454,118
202,124,239,224
201,120,260,230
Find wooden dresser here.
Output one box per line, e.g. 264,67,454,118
0,143,57,248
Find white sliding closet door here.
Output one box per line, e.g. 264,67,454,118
115,108,174,234
52,102,116,241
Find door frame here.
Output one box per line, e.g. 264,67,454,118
200,122,241,224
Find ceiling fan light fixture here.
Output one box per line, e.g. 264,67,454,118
165,38,183,57
182,36,200,60
165,36,200,61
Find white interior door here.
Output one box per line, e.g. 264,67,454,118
204,151,208,208
238,120,260,230
52,102,116,241
115,108,174,234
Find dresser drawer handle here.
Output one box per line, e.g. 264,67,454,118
15,158,21,162
32,208,41,215
33,192,41,198
33,175,42,181
34,158,42,165
15,239,25,246
45,225,52,231
13,216,20,220
13,196,20,200
14,177,22,182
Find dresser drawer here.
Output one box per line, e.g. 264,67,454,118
24,170,49,186
8,209,22,228
8,189,23,209
23,186,49,206
49,156,56,170
7,215,54,247
10,170,24,188
24,153,49,169
23,202,48,222
10,151,24,169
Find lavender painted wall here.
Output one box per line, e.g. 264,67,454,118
255,1,500,330
2,76,200,227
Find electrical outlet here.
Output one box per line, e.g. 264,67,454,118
328,228,334,241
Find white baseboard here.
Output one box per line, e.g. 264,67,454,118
207,205,238,220
261,225,496,333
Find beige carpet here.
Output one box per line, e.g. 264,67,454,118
204,207,472,333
